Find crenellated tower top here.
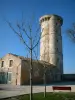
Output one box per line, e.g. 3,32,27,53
39,14,63,26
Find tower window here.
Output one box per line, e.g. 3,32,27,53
1,61,4,67
45,17,47,21
9,60,13,67
48,17,50,20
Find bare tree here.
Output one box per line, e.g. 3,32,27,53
66,23,75,42
33,42,48,98
5,16,42,100
5,14,50,99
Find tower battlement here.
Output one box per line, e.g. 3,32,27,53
39,14,63,25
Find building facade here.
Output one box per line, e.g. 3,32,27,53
0,53,62,85
0,53,45,85
0,53,21,85
40,15,63,75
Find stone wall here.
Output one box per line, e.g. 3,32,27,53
0,53,62,85
0,53,21,85
21,60,62,84
21,59,44,84
40,15,63,74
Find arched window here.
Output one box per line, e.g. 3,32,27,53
1,61,4,67
9,60,13,67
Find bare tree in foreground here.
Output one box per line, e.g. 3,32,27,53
33,41,48,98
6,17,41,100
6,15,49,99
66,23,75,42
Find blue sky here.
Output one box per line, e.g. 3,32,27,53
0,0,75,74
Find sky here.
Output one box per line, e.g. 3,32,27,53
0,0,75,74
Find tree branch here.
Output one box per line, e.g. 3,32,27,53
22,28,31,39
32,36,40,50
17,22,31,40
32,27,40,44
66,23,75,42
6,21,31,49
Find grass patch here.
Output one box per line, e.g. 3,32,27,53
3,92,75,100
15,92,75,100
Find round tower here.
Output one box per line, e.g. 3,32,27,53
40,14,63,74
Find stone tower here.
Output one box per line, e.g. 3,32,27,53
40,14,63,74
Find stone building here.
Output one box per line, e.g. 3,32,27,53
40,14,63,75
0,53,43,85
0,53,61,85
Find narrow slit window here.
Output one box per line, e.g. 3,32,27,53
1,61,4,67
9,60,13,67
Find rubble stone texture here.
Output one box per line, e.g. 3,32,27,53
40,15,63,74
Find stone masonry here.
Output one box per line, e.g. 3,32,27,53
40,14,63,74
0,53,21,85
0,53,61,85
